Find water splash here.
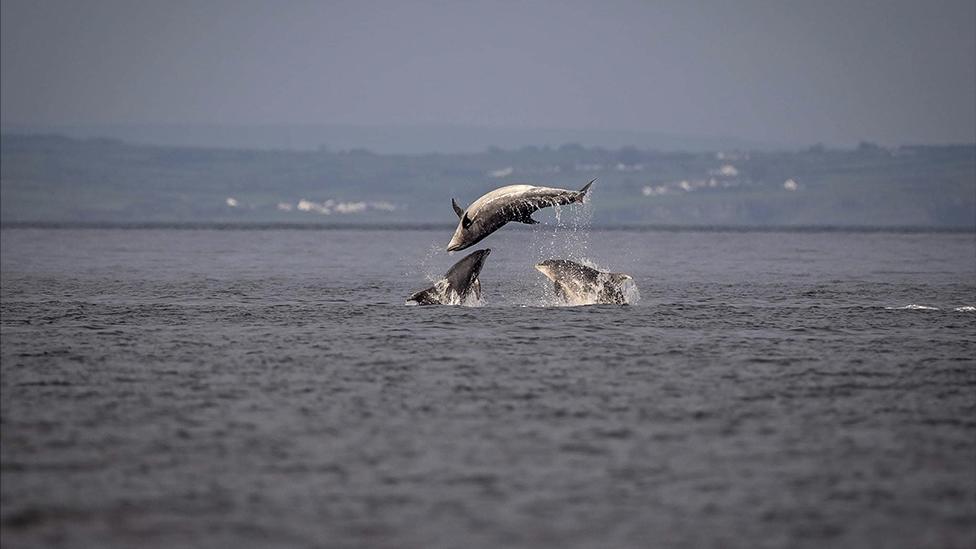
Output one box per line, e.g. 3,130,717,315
525,197,597,306
405,241,449,284
884,304,940,310
527,190,638,307
404,278,484,307
542,271,640,306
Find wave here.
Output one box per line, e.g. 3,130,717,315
884,304,976,311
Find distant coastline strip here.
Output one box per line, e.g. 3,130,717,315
1,222,972,233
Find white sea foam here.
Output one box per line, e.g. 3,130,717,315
430,279,483,307
885,304,940,310
952,306,975,312
404,278,482,306
545,272,640,307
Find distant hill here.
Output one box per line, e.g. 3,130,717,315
0,124,775,155
1,134,973,228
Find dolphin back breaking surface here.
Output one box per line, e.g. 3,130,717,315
535,259,638,305
447,180,594,252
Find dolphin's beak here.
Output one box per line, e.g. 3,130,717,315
471,248,491,269
446,231,465,252
447,234,471,252
534,263,554,280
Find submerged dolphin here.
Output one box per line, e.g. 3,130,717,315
447,180,595,252
407,249,491,305
534,259,635,305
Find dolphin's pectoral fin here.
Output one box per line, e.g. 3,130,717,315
452,199,465,219
553,281,566,300
508,201,541,224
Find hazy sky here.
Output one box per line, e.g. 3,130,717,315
2,0,974,146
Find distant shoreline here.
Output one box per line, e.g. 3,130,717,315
1,222,972,234
4,134,973,228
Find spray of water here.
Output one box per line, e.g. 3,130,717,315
404,277,486,307
523,192,638,307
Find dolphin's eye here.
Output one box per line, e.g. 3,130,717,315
461,213,473,229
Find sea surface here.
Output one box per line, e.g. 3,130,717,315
1,226,974,549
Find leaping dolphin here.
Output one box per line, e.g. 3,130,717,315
447,180,595,252
407,249,491,305
534,259,636,305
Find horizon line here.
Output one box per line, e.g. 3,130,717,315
2,221,972,234
2,131,974,155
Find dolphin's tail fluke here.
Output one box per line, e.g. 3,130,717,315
574,179,596,202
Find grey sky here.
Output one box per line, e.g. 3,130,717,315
2,0,974,146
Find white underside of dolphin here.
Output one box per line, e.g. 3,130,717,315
447,180,594,252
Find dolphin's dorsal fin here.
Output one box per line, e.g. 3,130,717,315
452,198,464,219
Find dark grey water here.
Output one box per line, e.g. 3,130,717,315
2,227,975,549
